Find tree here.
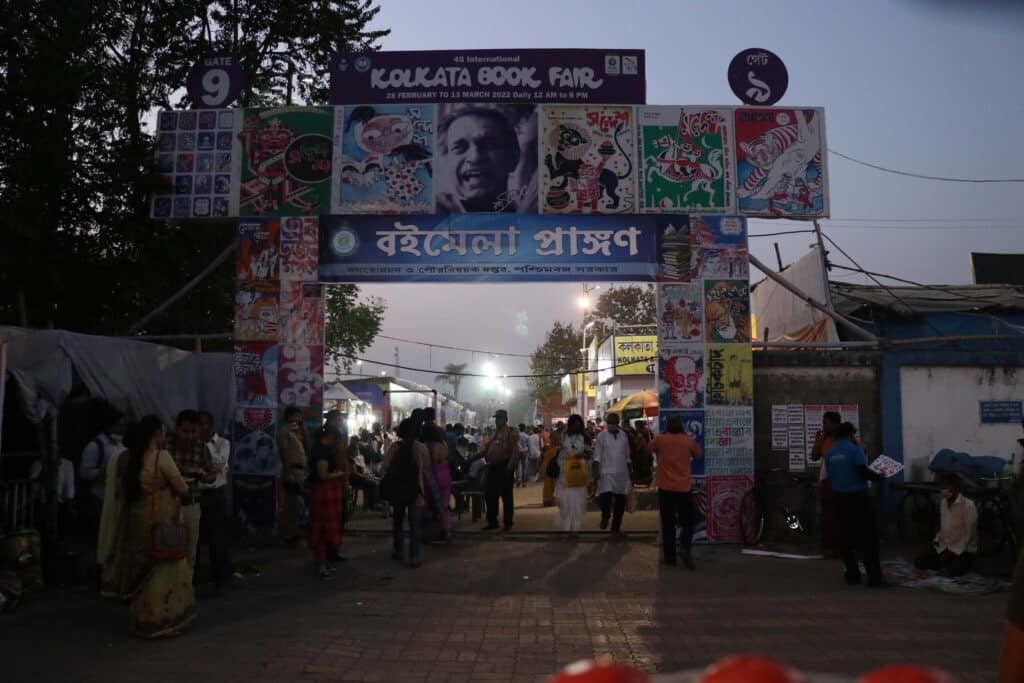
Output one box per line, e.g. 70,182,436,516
324,284,385,372
527,321,582,403
0,1,389,337
585,284,657,342
435,362,468,401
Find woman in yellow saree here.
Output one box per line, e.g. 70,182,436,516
99,415,197,638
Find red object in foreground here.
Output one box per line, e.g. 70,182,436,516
700,655,801,683
548,660,650,683
858,665,954,683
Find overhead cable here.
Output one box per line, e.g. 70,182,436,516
828,149,1024,183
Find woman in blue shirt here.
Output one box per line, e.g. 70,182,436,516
825,422,886,587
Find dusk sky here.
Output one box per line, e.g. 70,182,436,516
345,0,1024,404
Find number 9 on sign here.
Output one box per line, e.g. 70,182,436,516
186,55,244,109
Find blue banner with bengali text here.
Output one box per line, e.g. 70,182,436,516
318,213,661,282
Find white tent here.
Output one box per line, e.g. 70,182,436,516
0,326,232,431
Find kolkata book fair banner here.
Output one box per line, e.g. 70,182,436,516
318,213,659,283
328,49,647,105
656,214,753,543
151,108,240,219
232,217,325,537
638,107,734,214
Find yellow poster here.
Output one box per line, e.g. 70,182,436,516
706,344,753,406
614,335,658,375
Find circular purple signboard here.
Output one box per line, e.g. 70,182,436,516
728,48,788,106
186,54,245,108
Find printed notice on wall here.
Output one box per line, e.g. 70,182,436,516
771,405,788,450
804,404,859,466
786,404,806,472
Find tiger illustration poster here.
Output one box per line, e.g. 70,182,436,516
734,107,828,218
704,279,751,343
540,105,636,214
332,104,435,214
658,283,703,342
639,107,733,214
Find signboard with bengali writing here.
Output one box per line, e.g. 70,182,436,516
980,400,1023,424
329,49,646,105
613,335,657,375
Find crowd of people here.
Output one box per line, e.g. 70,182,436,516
30,401,992,642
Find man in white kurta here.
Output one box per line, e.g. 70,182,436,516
593,413,632,533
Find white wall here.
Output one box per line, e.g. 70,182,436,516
900,366,1022,479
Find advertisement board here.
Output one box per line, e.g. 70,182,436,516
613,335,657,375
329,49,646,105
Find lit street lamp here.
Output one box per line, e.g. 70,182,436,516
578,284,598,420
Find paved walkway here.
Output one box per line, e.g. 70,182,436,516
1,531,1009,682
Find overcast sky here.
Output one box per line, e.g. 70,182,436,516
340,0,1024,404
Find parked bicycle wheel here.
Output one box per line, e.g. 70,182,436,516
977,495,1014,558
897,490,937,545
739,490,766,545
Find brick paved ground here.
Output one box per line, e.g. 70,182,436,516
1,529,1008,683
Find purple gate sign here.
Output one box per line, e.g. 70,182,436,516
329,49,646,105
728,48,788,107
186,54,245,108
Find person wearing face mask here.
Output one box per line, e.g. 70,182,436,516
592,413,632,534
480,409,519,532
277,406,309,544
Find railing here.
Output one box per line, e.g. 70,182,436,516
0,480,36,537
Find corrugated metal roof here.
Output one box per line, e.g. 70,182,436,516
830,282,1024,317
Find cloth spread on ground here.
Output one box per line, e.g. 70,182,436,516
881,559,1011,595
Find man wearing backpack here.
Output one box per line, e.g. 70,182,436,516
481,409,519,532
381,419,431,567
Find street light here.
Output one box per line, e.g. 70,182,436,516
578,284,598,420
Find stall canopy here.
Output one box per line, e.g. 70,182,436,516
606,390,658,419
0,326,232,430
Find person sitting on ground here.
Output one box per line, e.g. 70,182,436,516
348,435,380,510
914,474,978,577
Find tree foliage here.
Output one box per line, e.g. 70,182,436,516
585,284,657,342
434,362,469,401
324,283,385,372
527,321,582,403
0,1,388,347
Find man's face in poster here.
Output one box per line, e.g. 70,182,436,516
443,112,518,211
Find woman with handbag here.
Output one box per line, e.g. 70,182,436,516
100,415,197,638
555,415,590,535
420,424,451,542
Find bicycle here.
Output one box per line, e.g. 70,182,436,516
894,482,939,546
975,476,1019,559
739,468,818,545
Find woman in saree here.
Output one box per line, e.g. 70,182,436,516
99,415,197,638
539,431,562,507
420,424,451,542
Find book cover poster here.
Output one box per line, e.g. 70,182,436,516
277,344,324,408
706,344,753,407
704,279,751,343
436,103,539,214
279,281,324,346
279,216,319,281
540,105,636,214
239,106,334,216
689,215,749,280
333,104,435,214
706,474,753,543
236,218,280,281
659,410,706,477
704,407,755,475
234,281,280,341
232,407,280,475
233,342,277,407
658,344,704,410
656,216,693,281
735,107,828,218
639,107,733,213
658,283,703,342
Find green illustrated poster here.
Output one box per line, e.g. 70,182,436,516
639,107,734,214
239,106,334,216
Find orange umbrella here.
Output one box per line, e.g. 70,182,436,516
606,390,658,418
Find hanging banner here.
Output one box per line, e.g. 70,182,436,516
318,213,659,282
328,49,646,105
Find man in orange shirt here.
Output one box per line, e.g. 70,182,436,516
648,415,703,569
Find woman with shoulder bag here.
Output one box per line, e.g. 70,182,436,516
100,415,197,638
555,415,590,535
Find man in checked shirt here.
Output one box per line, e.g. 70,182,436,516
167,409,216,577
